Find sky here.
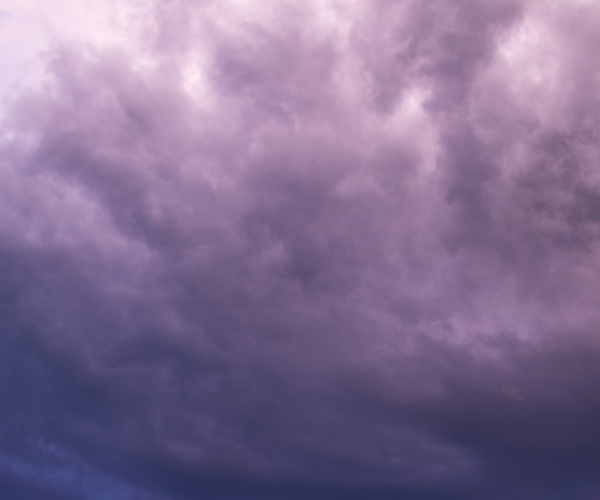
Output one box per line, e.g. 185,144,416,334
1,0,600,498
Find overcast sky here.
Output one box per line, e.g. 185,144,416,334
1,0,600,499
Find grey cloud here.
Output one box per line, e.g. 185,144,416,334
1,0,600,498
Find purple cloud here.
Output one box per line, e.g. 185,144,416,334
1,0,600,498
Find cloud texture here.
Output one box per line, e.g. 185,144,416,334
2,0,600,498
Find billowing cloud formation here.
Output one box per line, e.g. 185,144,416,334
2,0,600,498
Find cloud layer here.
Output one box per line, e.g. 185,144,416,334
2,0,600,498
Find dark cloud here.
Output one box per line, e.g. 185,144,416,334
1,0,600,498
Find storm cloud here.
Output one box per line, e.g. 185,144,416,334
1,0,600,498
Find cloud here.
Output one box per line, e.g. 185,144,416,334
1,0,600,498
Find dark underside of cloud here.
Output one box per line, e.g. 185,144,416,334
2,0,600,498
